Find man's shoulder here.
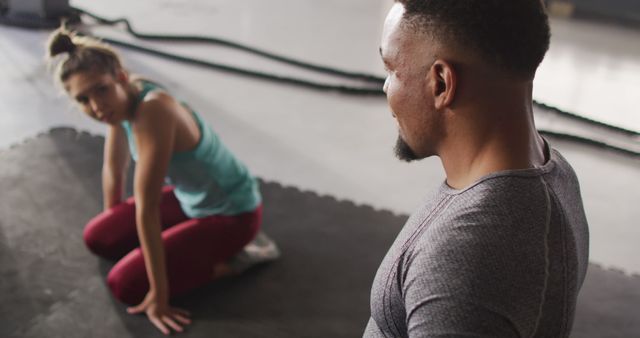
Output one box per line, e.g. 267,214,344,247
441,174,551,226
404,175,555,309
406,173,555,268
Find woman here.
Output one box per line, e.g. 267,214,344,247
47,28,278,335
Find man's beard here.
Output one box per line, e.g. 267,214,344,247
394,135,419,162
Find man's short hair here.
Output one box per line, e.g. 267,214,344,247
396,0,550,79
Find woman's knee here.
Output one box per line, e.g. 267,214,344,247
83,214,112,257
107,267,145,306
83,205,135,260
107,250,149,306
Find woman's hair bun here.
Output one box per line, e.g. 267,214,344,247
48,29,77,57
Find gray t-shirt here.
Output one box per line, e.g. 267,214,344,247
364,148,589,338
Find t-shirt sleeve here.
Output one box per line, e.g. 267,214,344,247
405,296,520,337
400,211,546,338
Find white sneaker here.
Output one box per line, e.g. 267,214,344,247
228,231,280,275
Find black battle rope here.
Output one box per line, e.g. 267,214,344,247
538,130,639,158
72,7,383,85
86,35,384,96
69,7,640,158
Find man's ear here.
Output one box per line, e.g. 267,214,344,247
428,60,456,110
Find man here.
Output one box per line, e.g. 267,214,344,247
366,1,589,337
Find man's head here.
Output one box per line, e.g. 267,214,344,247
380,0,550,161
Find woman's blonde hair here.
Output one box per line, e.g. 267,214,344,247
47,27,125,84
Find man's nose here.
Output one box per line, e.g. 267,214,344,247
89,99,103,117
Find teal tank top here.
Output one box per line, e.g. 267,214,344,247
121,81,261,218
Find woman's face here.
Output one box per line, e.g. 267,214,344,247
64,69,132,125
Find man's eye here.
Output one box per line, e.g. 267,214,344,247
77,97,88,104
97,85,108,93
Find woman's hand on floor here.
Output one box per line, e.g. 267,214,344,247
127,290,191,335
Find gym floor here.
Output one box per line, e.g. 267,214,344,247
0,0,639,335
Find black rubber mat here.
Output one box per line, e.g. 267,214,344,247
1,128,638,338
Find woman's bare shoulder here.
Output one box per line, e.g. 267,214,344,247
130,94,179,138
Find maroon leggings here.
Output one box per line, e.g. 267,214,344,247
83,186,261,305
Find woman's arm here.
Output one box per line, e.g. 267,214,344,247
128,95,191,335
102,125,130,210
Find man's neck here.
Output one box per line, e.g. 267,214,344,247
438,96,546,190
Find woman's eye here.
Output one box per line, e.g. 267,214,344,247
77,96,88,104
96,85,108,93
